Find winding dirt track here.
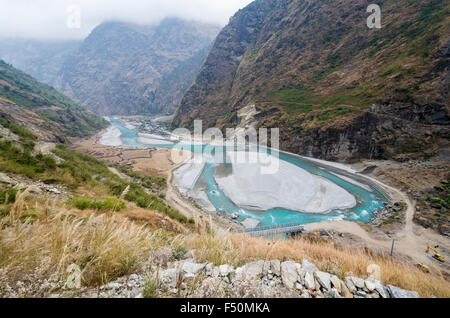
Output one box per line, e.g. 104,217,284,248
307,173,449,272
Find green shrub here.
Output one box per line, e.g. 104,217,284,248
71,197,126,212
173,245,187,260
0,187,18,204
143,275,160,298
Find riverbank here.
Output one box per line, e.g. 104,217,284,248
73,124,449,278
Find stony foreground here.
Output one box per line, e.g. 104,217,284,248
55,258,420,299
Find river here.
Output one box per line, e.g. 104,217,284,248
106,118,387,227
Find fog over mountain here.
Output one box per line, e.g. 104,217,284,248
0,0,252,40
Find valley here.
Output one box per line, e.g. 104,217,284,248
73,116,449,278
0,0,448,300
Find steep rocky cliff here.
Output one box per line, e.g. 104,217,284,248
173,0,449,162
56,18,220,116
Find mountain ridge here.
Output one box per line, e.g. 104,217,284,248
0,59,108,141
173,0,449,162
55,18,220,116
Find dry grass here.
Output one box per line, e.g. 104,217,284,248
0,189,175,296
182,220,450,298
120,204,187,234
1,189,449,298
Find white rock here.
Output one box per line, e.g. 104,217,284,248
270,259,281,276
211,266,220,278
365,279,376,292
295,283,303,291
387,285,419,298
345,277,357,293
234,266,245,281
314,271,331,290
0,173,14,185
181,260,206,275
103,282,122,291
243,261,265,280
205,263,214,276
340,281,354,298
302,259,319,273
330,275,342,293
219,264,234,277
325,288,342,298
281,261,300,289
48,188,61,194
366,277,388,298
304,272,315,290
158,268,180,289
241,218,261,230
262,261,271,275
349,276,365,289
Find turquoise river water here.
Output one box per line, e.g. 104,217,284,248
109,118,387,227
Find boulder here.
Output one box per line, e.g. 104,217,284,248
302,259,319,273
330,275,342,293
314,271,331,291
349,276,365,289
205,263,214,276
387,285,420,298
270,259,281,276
365,277,389,298
234,266,245,281
158,268,180,289
0,173,14,185
281,261,300,289
315,290,324,298
243,260,264,280
219,264,234,277
365,279,376,292
262,261,271,275
345,277,357,293
242,218,261,230
325,288,342,298
355,290,367,298
304,272,315,290
340,281,353,298
181,260,206,276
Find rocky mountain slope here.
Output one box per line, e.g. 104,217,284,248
0,60,107,141
173,0,449,162
56,18,220,116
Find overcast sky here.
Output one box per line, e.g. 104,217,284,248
0,0,254,40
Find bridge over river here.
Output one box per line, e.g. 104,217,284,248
237,222,305,237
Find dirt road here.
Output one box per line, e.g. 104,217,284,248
308,173,449,274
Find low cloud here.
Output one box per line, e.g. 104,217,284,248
0,0,253,40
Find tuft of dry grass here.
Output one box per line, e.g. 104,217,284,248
0,189,175,296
